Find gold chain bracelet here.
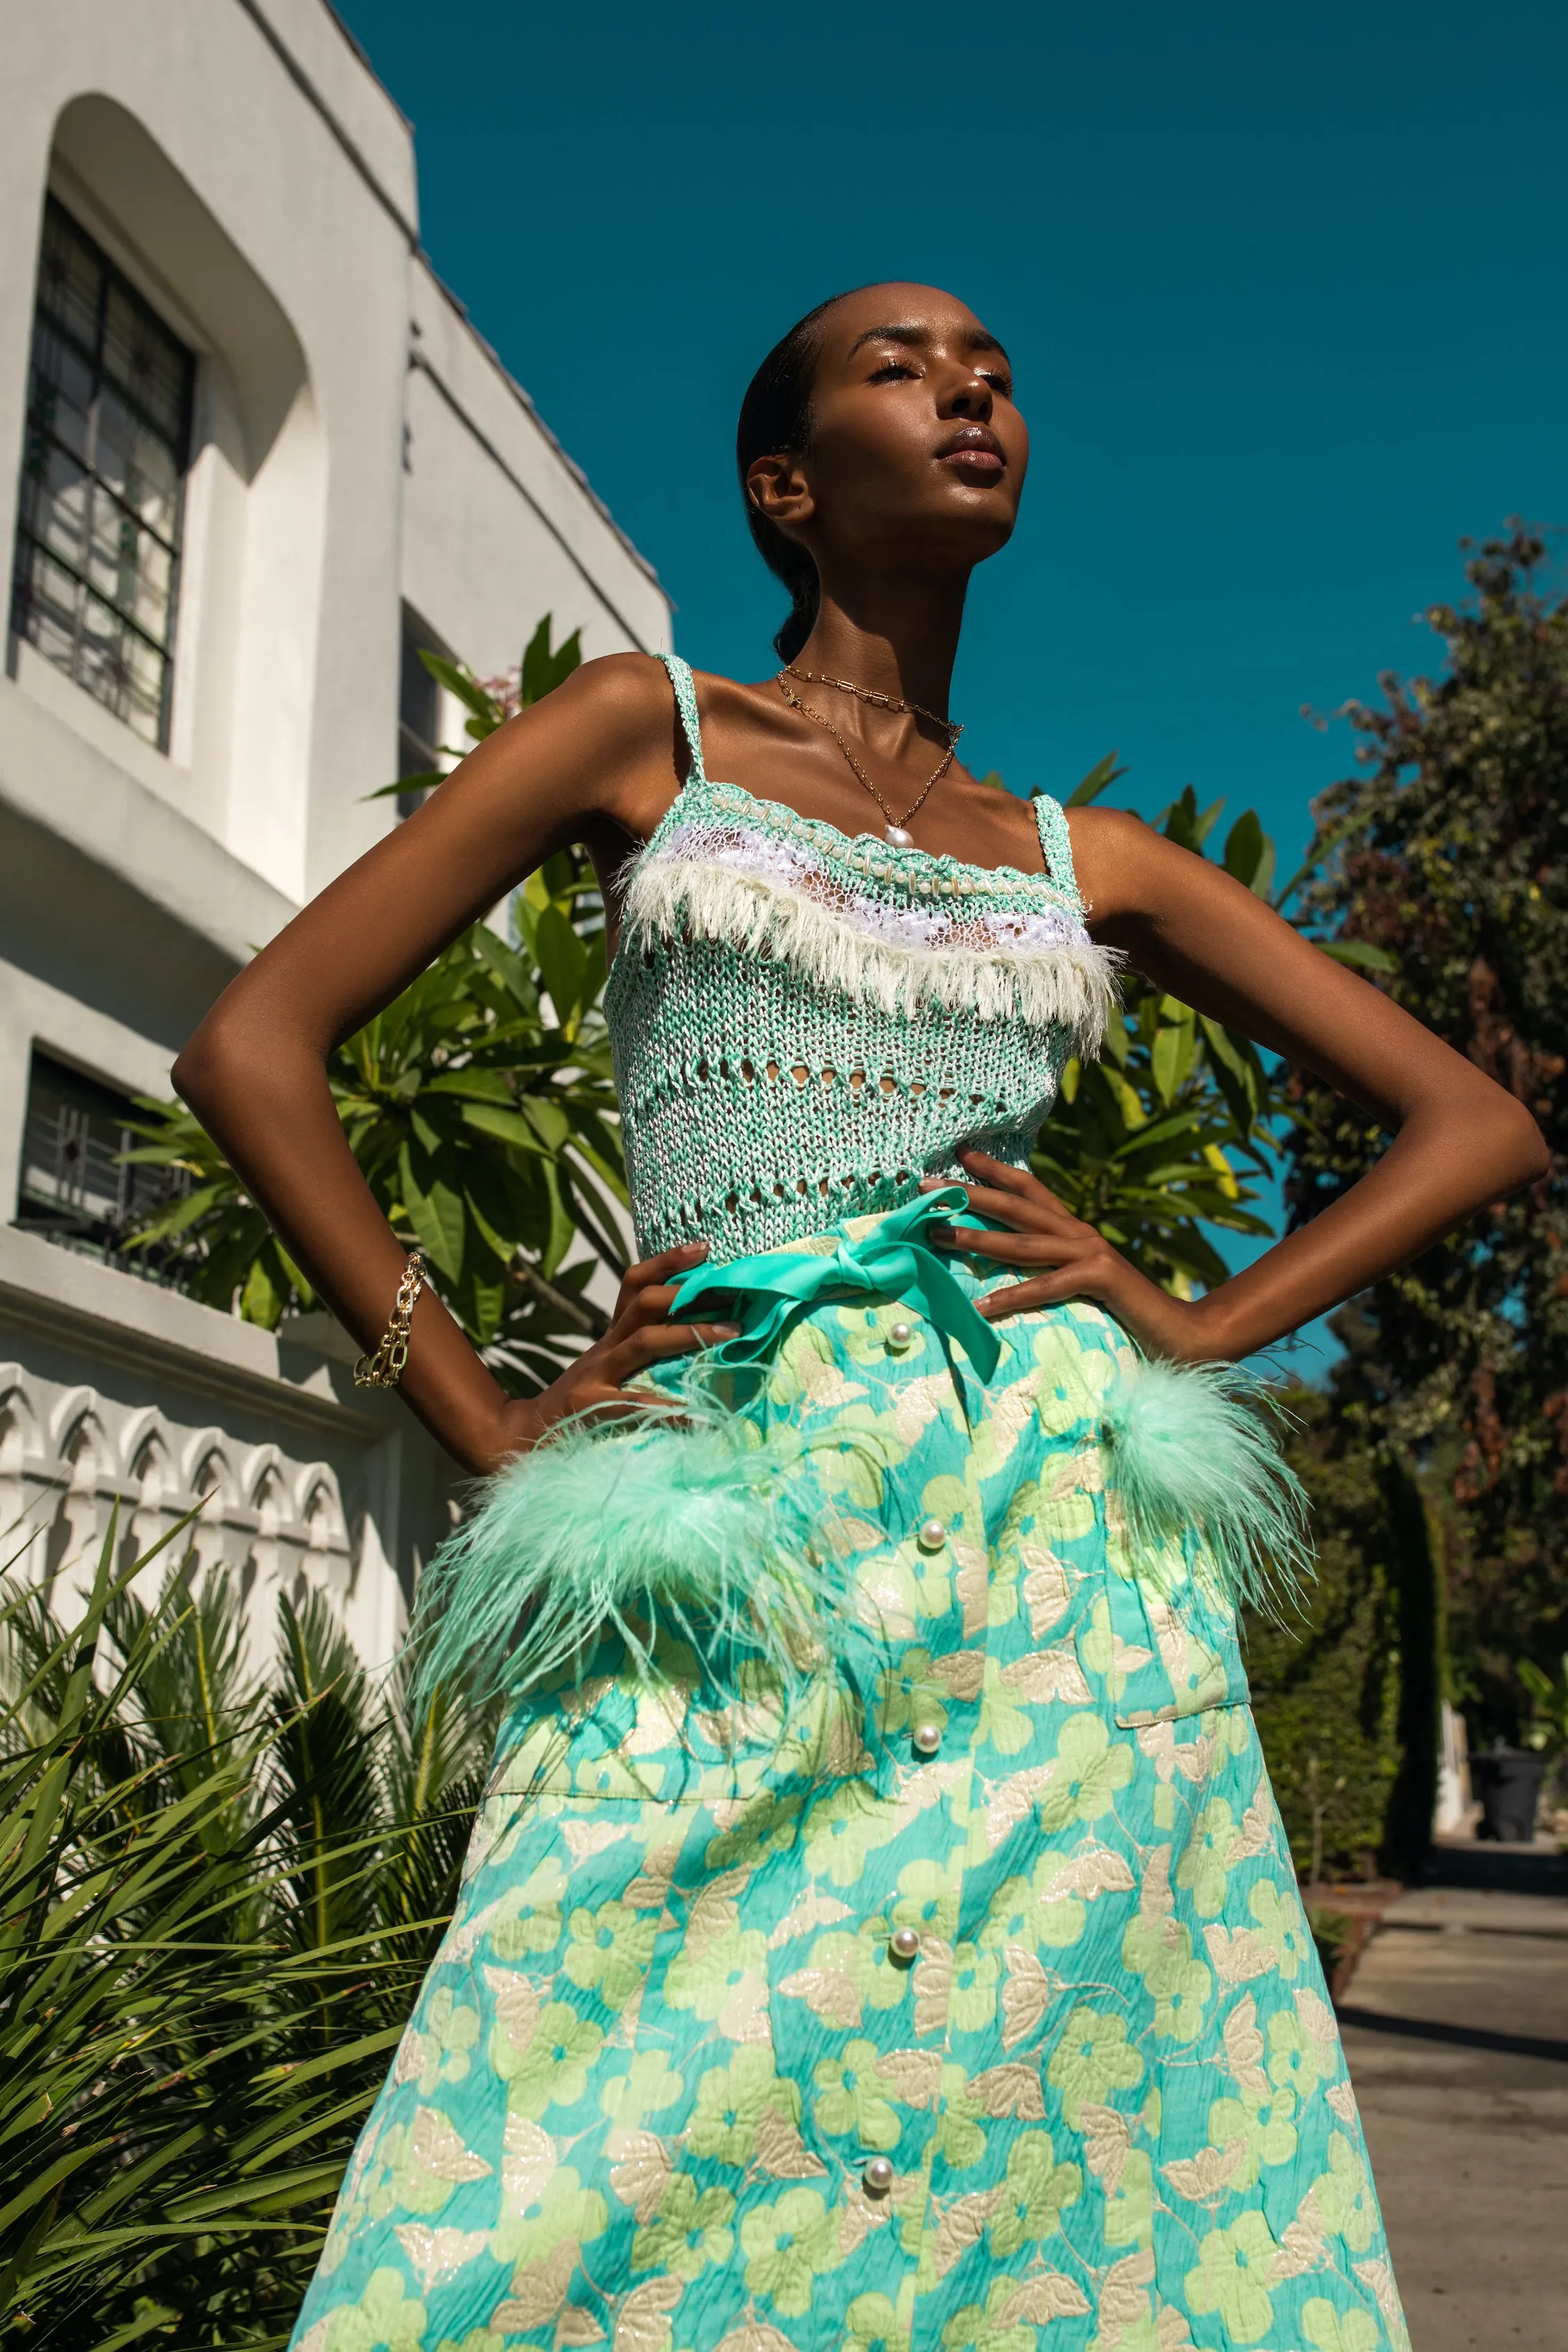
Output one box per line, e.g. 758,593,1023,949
353,1250,427,1389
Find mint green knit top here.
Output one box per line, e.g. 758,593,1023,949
604,656,1117,1264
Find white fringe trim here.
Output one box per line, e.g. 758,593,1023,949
622,846,1120,1049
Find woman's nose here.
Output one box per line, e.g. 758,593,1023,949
943,371,994,420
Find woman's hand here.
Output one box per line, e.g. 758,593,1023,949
479,1241,741,1471
923,1150,1227,1362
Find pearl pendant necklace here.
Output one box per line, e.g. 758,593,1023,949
775,671,962,845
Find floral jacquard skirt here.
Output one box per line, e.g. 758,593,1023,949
291,1225,1408,2352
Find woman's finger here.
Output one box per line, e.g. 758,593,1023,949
541,1387,688,1433
929,1227,1075,1266
615,1239,709,1314
958,1152,1070,1215
976,1267,1106,1320
613,1321,740,1371
618,1284,682,1331
932,1182,1076,1235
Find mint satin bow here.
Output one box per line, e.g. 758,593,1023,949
667,1185,1002,1384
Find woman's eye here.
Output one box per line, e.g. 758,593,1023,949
867,360,918,382
980,371,1013,396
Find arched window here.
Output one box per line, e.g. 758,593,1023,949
10,197,194,748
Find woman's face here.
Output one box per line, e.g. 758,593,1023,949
748,282,1029,583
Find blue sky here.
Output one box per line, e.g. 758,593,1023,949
337,0,1567,1371
337,0,1568,875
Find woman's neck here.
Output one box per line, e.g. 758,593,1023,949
793,571,969,720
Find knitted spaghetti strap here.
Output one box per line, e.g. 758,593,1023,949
658,652,708,788
1033,790,1083,912
659,650,1081,910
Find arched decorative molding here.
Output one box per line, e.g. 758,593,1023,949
182,1427,238,1506
0,1372,45,1477
244,1444,289,1531
298,1465,350,1556
119,1405,174,1490
0,1373,55,1585
172,1432,238,1581
49,1385,105,1474
43,1401,113,1602
295,1463,352,1609
121,1417,179,1577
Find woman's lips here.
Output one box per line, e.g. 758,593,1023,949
937,428,1006,476
939,446,1005,474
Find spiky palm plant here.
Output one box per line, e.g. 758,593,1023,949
0,1520,496,2346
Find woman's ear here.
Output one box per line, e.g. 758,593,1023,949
746,451,814,531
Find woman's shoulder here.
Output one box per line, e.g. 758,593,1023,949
559,650,678,732
1065,802,1266,930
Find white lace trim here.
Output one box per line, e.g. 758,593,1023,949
622,821,1119,1045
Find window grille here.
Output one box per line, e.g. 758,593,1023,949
16,1049,189,1278
9,198,194,749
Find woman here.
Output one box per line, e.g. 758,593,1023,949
179,284,1544,2351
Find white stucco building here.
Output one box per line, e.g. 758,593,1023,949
0,0,670,1664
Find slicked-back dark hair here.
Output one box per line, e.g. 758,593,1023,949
736,291,860,662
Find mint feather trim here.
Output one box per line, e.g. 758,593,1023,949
406,1385,852,1715
1101,1354,1312,1619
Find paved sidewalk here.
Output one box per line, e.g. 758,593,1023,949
1337,1853,1568,2351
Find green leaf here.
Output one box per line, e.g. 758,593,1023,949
534,903,592,1031
1062,750,1129,807
239,1257,282,1329
1150,1005,1196,1104
396,1143,464,1282
417,649,499,728
1318,937,1398,972
463,1268,507,1347
362,770,442,803
407,1104,443,1156
1222,807,1277,899
521,1095,571,1152
422,1067,517,1103
1158,785,1227,853
460,1101,544,1150
520,614,583,707
1198,1015,1263,1132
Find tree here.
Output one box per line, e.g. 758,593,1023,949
1285,524,1568,1738
128,620,628,1396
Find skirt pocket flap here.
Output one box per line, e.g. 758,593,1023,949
1102,1556,1252,1728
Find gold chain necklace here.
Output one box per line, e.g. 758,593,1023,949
775,670,962,846
784,663,955,735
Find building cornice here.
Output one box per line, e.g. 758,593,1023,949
0,1226,401,1446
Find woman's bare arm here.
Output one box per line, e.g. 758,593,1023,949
173,654,726,1476
928,808,1549,1360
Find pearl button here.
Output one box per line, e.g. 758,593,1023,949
887,1319,913,1351
889,1925,921,1963
917,1517,946,1552
862,2157,895,2196
912,1721,943,1756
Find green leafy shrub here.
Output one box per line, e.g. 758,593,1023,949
124,619,627,1396
1243,1392,1407,1880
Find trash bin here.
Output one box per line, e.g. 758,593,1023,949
1472,1746,1547,1843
